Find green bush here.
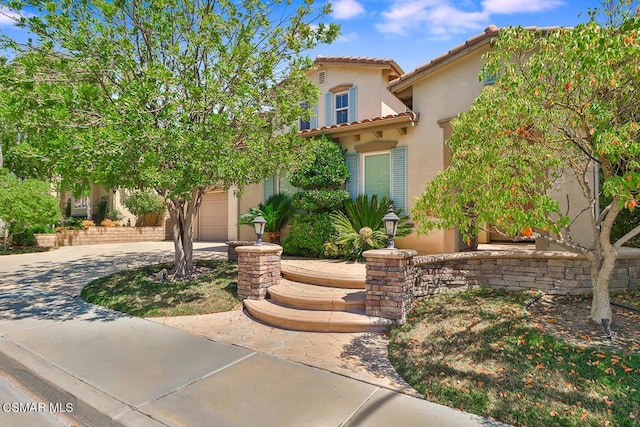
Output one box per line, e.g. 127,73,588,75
124,190,166,217
282,213,335,258
289,136,348,190
291,189,349,212
0,169,61,249
238,193,294,237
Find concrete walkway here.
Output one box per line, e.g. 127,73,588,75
0,242,506,426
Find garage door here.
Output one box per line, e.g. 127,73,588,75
198,191,228,241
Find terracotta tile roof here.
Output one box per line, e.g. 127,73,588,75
297,111,419,137
314,55,404,76
389,25,563,91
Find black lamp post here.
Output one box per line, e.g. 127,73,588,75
252,212,267,246
382,205,400,249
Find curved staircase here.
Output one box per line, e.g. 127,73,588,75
243,265,393,333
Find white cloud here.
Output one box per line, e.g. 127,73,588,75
0,6,22,26
482,0,564,14
377,1,487,37
376,0,564,37
336,31,359,43
332,0,366,20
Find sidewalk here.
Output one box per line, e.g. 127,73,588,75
0,243,506,426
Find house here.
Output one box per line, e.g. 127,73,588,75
202,26,594,253
233,26,505,252
60,184,135,225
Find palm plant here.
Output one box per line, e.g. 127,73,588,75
330,195,413,260
238,193,294,243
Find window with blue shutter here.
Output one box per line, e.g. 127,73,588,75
324,93,333,126
390,146,407,212
345,152,359,200
310,106,318,129
348,86,357,122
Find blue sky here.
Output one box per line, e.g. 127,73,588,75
0,0,612,73
309,0,606,72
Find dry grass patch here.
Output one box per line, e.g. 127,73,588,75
388,288,640,427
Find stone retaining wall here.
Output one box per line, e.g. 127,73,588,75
35,227,166,247
413,250,640,297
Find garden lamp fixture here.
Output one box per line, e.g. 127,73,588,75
252,212,267,246
382,205,400,249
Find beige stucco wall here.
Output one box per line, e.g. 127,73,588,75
237,183,266,241
388,46,490,254
308,65,406,124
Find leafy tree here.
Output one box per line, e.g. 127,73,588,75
0,0,338,276
0,168,60,249
412,1,640,323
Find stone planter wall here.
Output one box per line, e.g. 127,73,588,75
36,226,166,248
413,250,640,297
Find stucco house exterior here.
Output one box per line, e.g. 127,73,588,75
196,25,593,253
231,26,504,253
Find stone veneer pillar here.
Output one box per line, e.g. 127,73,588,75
362,248,417,324
235,244,282,300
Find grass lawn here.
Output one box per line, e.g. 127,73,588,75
81,259,241,317
388,287,640,427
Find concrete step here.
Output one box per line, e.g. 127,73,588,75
244,299,393,333
268,279,365,312
280,265,365,289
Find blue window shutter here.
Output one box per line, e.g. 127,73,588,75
324,92,333,126
263,177,275,201
310,106,318,129
348,86,357,122
390,146,407,212
345,152,359,200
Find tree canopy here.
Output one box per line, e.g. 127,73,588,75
412,0,639,323
0,0,338,275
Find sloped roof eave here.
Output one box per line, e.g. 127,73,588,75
297,112,419,138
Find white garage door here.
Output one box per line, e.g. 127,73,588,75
198,191,228,241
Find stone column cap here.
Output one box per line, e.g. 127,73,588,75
235,243,283,254
363,248,417,259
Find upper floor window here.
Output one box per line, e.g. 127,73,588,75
335,91,349,124
325,86,357,127
299,102,311,131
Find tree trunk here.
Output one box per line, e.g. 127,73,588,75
589,252,615,323
167,187,207,278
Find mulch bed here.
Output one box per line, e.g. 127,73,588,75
527,294,640,353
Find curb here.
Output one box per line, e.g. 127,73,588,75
0,339,165,427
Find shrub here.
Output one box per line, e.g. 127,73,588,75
282,213,335,258
100,219,119,227
0,169,61,249
124,190,166,217
291,189,349,212
81,219,95,229
289,136,348,190
239,193,294,242
329,195,414,260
